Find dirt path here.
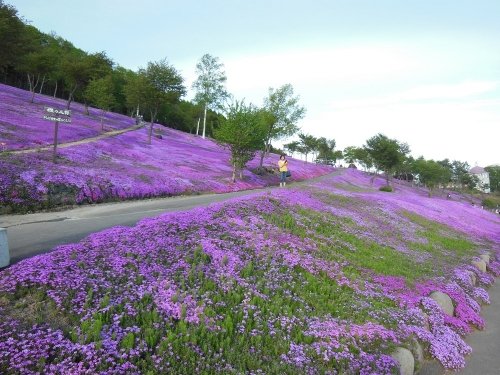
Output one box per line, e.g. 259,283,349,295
9,123,145,154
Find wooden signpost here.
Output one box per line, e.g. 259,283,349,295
43,106,72,162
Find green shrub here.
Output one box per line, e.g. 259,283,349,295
482,198,497,209
379,185,393,192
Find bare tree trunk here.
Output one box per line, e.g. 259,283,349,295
66,85,77,109
232,163,236,182
196,117,200,135
202,105,207,139
239,169,243,179
27,73,40,103
148,122,154,144
53,80,58,98
39,75,46,94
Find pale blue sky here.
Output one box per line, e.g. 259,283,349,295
9,0,500,166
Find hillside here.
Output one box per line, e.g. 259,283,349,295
0,169,499,374
0,83,135,150
0,84,331,213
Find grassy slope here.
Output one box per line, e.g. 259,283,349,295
0,169,499,374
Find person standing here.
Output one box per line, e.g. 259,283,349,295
278,154,288,187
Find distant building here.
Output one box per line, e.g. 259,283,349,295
469,166,490,193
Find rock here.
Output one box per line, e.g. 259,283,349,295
391,347,415,375
429,291,454,316
420,311,431,332
410,339,425,366
479,254,490,264
467,271,477,286
472,259,487,273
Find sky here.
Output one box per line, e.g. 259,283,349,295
9,0,500,166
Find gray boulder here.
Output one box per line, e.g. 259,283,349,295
391,347,415,375
479,254,490,264
429,291,454,316
472,259,487,273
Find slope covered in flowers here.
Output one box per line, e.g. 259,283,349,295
1,169,499,374
0,84,331,212
0,83,136,151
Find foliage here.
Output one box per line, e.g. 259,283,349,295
259,84,305,167
84,76,117,130
214,100,267,181
192,54,229,138
485,165,500,192
0,0,32,72
379,185,393,192
481,197,498,209
414,158,451,196
364,133,410,185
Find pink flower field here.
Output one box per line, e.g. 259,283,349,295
0,84,331,212
0,84,136,151
1,169,499,374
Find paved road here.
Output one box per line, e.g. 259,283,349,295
454,279,500,375
0,173,336,265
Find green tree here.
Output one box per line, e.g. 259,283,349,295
316,137,338,164
0,1,30,74
414,158,451,196
192,54,229,139
342,146,358,164
84,75,117,131
485,165,500,192
61,51,113,110
354,147,374,171
215,101,267,182
297,133,317,162
283,141,300,158
126,59,185,144
18,28,62,103
259,84,305,169
364,133,410,186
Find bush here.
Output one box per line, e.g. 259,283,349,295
481,198,497,209
379,185,393,192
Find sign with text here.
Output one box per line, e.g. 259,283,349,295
43,107,72,123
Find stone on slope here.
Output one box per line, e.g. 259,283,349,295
479,254,490,264
467,270,477,286
429,291,454,316
472,259,487,273
391,347,415,375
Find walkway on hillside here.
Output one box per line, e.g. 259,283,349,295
9,123,145,154
0,172,337,264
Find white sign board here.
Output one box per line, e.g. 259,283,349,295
43,107,72,123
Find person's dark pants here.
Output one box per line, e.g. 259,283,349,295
280,171,287,183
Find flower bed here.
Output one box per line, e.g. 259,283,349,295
0,84,135,151
1,170,498,373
